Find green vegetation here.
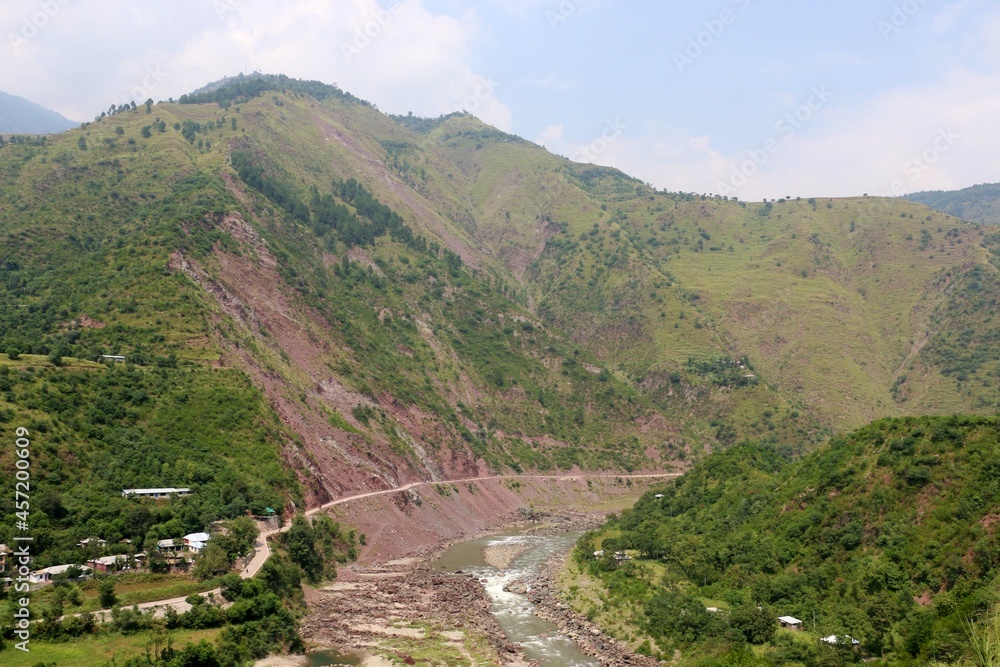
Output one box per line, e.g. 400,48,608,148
178,72,371,109
905,183,1000,226
575,415,1000,665
280,513,357,583
0,364,293,568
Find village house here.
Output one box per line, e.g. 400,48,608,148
122,487,192,500
153,531,211,571
87,553,146,574
77,537,107,548
778,616,803,631
29,564,89,585
184,532,211,554
0,544,10,574
157,538,192,571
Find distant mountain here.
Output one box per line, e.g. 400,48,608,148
905,182,1000,225
0,90,77,134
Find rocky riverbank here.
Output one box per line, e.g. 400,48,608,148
302,557,533,666
483,542,532,570
300,507,656,666
503,546,659,666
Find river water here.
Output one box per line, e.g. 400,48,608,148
433,531,600,667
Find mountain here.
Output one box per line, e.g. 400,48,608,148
576,415,1000,664
0,90,77,134
0,74,997,566
905,183,1000,226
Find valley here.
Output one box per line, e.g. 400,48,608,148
0,74,997,666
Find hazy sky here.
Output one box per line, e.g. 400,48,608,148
3,0,998,200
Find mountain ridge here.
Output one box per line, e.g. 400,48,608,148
0,90,77,134
905,182,1000,226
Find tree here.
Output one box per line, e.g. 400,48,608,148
192,541,231,581
98,578,117,609
173,639,221,667
285,515,322,581
227,516,260,558
729,604,776,644
77,136,87,150
115,126,124,136
140,125,152,138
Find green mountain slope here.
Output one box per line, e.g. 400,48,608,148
0,90,77,134
577,415,1000,664
0,77,674,565
905,183,1000,226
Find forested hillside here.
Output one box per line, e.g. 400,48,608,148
906,183,1000,226
575,415,1000,665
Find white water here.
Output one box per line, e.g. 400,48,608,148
434,531,600,667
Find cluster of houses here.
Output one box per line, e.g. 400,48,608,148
0,530,212,589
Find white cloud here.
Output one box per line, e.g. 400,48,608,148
597,67,1000,200
583,4,1000,200
0,0,513,127
535,123,564,147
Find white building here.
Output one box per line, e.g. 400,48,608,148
29,564,88,585
184,532,211,553
122,488,191,499
821,635,860,646
778,616,803,630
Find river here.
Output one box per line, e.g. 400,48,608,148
433,530,600,667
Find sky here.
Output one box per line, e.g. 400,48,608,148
3,0,999,201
